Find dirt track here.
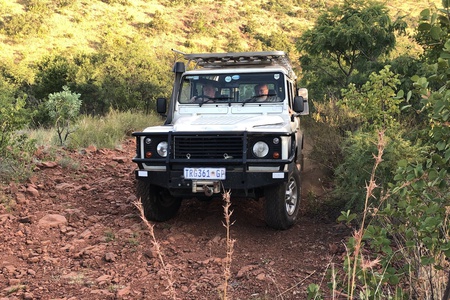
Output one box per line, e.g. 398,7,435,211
0,139,347,299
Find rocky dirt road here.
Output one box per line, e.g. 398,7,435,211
0,139,347,299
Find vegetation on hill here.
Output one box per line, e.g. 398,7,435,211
1,0,449,298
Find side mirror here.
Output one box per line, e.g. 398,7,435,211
293,96,304,112
156,98,167,114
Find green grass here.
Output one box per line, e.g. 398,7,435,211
29,110,162,150
67,110,162,149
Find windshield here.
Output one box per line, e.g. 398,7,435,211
178,72,285,104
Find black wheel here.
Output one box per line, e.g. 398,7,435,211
264,166,301,230
136,180,182,222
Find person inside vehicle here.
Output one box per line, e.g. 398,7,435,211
190,83,216,103
253,83,279,102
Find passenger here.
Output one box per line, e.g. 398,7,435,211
253,84,279,102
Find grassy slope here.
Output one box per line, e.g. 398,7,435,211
0,0,441,74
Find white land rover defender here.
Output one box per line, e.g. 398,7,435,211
132,51,309,230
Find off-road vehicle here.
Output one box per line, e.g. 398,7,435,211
132,51,309,229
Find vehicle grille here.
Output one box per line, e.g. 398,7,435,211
173,135,244,159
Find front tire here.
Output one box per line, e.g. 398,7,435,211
264,166,301,230
136,180,182,222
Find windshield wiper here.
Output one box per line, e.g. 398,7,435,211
199,96,234,107
241,93,278,106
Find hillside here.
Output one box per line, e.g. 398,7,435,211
0,0,439,74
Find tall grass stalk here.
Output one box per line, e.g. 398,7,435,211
348,131,386,299
222,190,235,300
134,200,177,300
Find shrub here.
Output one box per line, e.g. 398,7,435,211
333,128,427,212
148,11,168,31
0,77,36,182
45,86,82,145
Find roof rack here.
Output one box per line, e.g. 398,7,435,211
184,51,296,78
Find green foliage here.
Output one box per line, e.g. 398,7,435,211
0,0,52,38
333,129,426,212
95,34,173,112
328,4,450,299
30,55,78,127
297,0,406,101
337,210,357,226
256,32,294,53
306,283,322,299
189,12,208,34
339,66,402,131
0,78,36,182
46,86,82,145
34,55,77,100
0,11,44,38
0,81,28,153
148,11,169,31
415,2,450,62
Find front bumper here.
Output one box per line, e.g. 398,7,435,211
132,130,297,196
134,166,291,197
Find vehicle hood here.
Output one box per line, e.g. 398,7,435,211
171,114,289,132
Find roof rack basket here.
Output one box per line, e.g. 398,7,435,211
184,51,295,78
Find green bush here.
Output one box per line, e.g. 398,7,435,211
333,128,427,212
46,86,82,146
148,11,168,31
0,79,35,182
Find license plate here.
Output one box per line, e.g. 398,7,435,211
184,168,226,180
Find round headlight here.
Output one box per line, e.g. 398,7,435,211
156,141,168,157
252,141,269,158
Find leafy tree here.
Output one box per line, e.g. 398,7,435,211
296,0,407,101
30,55,78,127
95,33,172,113
72,53,104,115
46,86,82,145
339,66,402,131
33,54,77,100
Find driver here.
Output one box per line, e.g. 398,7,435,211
190,83,216,103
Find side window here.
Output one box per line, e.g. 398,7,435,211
179,81,191,103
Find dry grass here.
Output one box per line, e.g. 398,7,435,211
134,190,237,300
134,200,178,300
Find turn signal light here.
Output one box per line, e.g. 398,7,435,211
145,151,153,158
273,152,280,159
